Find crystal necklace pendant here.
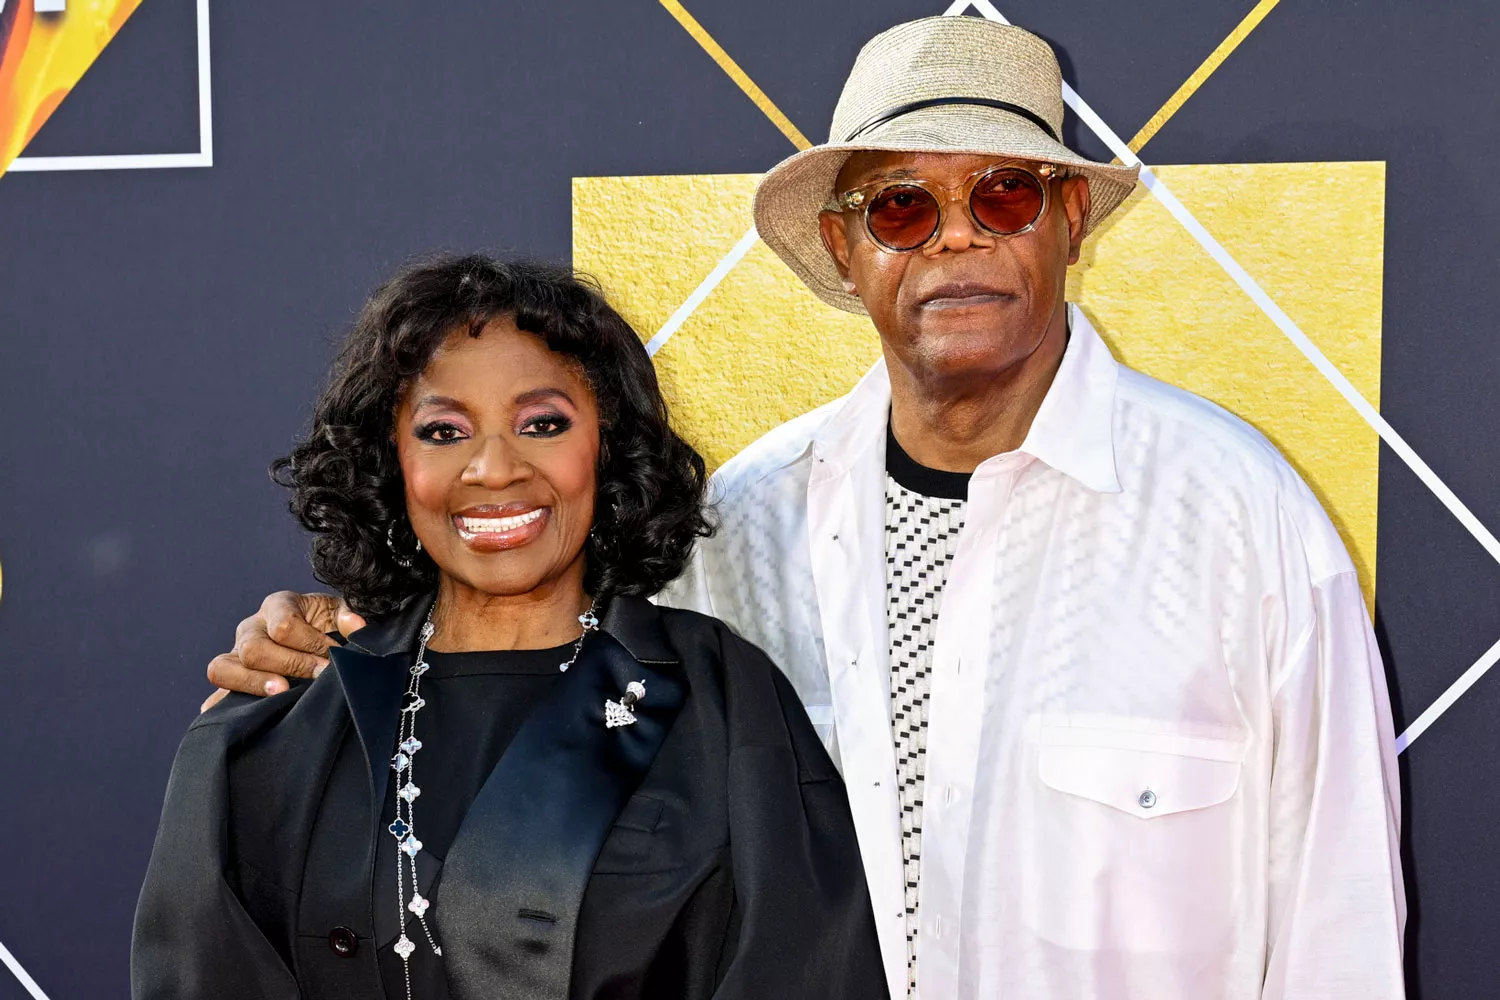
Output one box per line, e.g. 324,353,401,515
388,599,598,1000
390,606,442,1000
559,605,601,673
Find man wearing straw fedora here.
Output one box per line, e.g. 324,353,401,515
205,15,1404,1000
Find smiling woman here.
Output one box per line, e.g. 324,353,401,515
271,256,709,620
131,255,888,1000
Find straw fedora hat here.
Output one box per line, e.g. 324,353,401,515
753,16,1140,314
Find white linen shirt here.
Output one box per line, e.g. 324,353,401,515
659,305,1405,1000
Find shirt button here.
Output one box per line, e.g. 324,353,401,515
328,926,358,957
931,916,944,939
944,786,959,806
1138,789,1157,809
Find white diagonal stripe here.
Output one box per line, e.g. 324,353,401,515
1395,636,1500,753
0,940,52,1000
645,225,759,356
1131,165,1500,567
958,0,1500,751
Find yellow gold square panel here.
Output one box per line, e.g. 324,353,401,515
574,162,1384,603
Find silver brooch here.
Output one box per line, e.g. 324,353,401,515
604,680,646,728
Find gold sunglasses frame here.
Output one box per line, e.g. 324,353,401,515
837,162,1058,253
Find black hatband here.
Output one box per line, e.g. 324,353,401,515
843,96,1058,143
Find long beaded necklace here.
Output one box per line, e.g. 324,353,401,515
387,600,601,1000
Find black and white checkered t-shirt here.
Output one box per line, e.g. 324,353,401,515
883,424,969,997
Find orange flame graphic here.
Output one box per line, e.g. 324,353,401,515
0,0,143,176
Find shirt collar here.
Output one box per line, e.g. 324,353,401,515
810,353,892,477
812,303,1121,494
1011,304,1121,493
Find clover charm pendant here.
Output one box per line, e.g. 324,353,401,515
604,680,646,728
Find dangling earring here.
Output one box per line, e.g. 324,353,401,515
387,522,419,569
589,500,620,549
589,502,618,550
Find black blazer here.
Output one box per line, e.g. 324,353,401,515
132,595,888,1000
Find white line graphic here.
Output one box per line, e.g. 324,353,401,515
0,939,52,1000
1395,636,1500,753
954,0,1500,753
965,0,1500,563
9,0,213,172
646,225,760,356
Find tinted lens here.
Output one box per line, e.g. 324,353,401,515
865,184,940,251
970,168,1046,235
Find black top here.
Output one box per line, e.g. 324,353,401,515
886,422,971,501
373,645,571,997
132,595,889,1000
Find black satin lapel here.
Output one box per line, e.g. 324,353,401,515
435,631,686,1000
597,594,676,664
330,644,409,810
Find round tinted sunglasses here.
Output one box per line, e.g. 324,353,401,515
837,163,1058,253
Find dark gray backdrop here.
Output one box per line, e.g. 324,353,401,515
1,1,1495,996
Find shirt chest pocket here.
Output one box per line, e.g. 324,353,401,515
1023,718,1249,954
1038,723,1246,818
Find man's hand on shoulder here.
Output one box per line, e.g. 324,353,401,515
200,592,367,712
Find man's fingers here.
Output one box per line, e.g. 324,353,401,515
335,602,367,640
202,591,340,709
200,591,337,709
200,687,231,714
296,592,344,635
261,591,338,656
240,625,329,680
206,653,292,699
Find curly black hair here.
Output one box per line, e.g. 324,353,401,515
271,254,714,617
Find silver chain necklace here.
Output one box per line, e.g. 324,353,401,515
387,600,601,1000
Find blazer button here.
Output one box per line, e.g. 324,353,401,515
328,926,359,957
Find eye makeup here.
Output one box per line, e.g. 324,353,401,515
518,411,573,437
414,419,469,444
407,387,579,443
512,387,579,439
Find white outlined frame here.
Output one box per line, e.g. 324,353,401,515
0,0,214,991
8,0,212,172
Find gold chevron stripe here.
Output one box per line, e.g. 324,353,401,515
1126,0,1282,155
657,0,812,151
